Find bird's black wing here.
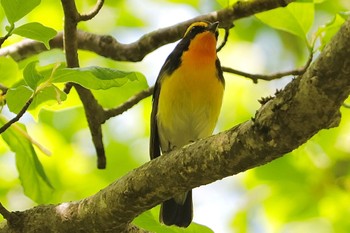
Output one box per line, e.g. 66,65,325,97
149,37,191,160
149,77,162,160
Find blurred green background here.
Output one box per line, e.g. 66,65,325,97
1,0,350,232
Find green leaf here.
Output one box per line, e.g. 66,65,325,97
0,117,53,203
216,0,238,7
13,22,57,49
231,210,248,232
93,72,148,108
0,57,20,86
317,14,345,51
256,2,314,42
186,222,215,233
133,210,177,233
30,84,67,110
133,209,214,233
339,11,350,20
52,66,145,90
0,0,40,24
6,85,33,114
23,61,44,90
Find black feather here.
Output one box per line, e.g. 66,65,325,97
149,22,221,227
160,191,193,227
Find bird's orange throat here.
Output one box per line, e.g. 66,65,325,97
182,32,217,64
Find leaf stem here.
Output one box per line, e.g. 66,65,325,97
0,23,14,48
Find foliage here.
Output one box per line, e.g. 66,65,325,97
0,0,349,232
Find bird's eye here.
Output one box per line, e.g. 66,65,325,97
189,26,199,33
184,22,208,37
190,26,204,35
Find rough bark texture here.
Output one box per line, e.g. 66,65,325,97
1,16,350,233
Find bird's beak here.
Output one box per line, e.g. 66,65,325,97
207,22,219,33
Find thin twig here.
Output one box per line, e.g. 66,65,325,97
217,27,230,52
0,34,10,48
0,202,12,220
0,202,20,225
63,82,74,94
0,97,33,134
223,52,314,83
79,0,104,21
0,0,296,62
0,84,8,94
104,86,154,121
0,25,14,48
222,66,304,83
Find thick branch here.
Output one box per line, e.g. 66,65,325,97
0,0,295,62
0,0,296,168
1,16,349,233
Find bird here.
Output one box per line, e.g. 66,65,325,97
149,21,225,228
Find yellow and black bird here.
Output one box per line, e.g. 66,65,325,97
150,21,225,227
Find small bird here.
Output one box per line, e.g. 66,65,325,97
150,21,225,227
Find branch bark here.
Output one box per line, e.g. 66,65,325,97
0,0,295,62
60,0,107,169
1,15,349,233
0,0,296,169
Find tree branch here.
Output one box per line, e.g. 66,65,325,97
60,0,107,169
101,50,313,120
0,0,296,169
0,97,33,134
103,86,154,121
0,84,8,94
78,0,104,21
222,50,313,83
0,203,19,226
1,15,349,233
0,0,295,62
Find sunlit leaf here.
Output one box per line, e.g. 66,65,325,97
0,117,53,203
13,22,57,49
0,0,40,24
166,0,200,8
133,210,178,233
6,85,33,114
339,11,350,20
186,222,215,233
116,3,146,27
216,0,238,7
231,210,248,233
133,208,214,233
52,66,145,90
0,57,20,86
311,0,327,3
93,72,148,108
317,14,345,51
23,61,44,90
256,2,314,42
30,84,67,110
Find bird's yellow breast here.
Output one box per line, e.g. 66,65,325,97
157,33,224,151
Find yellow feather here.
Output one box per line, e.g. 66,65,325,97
157,31,224,152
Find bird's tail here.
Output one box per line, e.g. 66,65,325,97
160,190,193,227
